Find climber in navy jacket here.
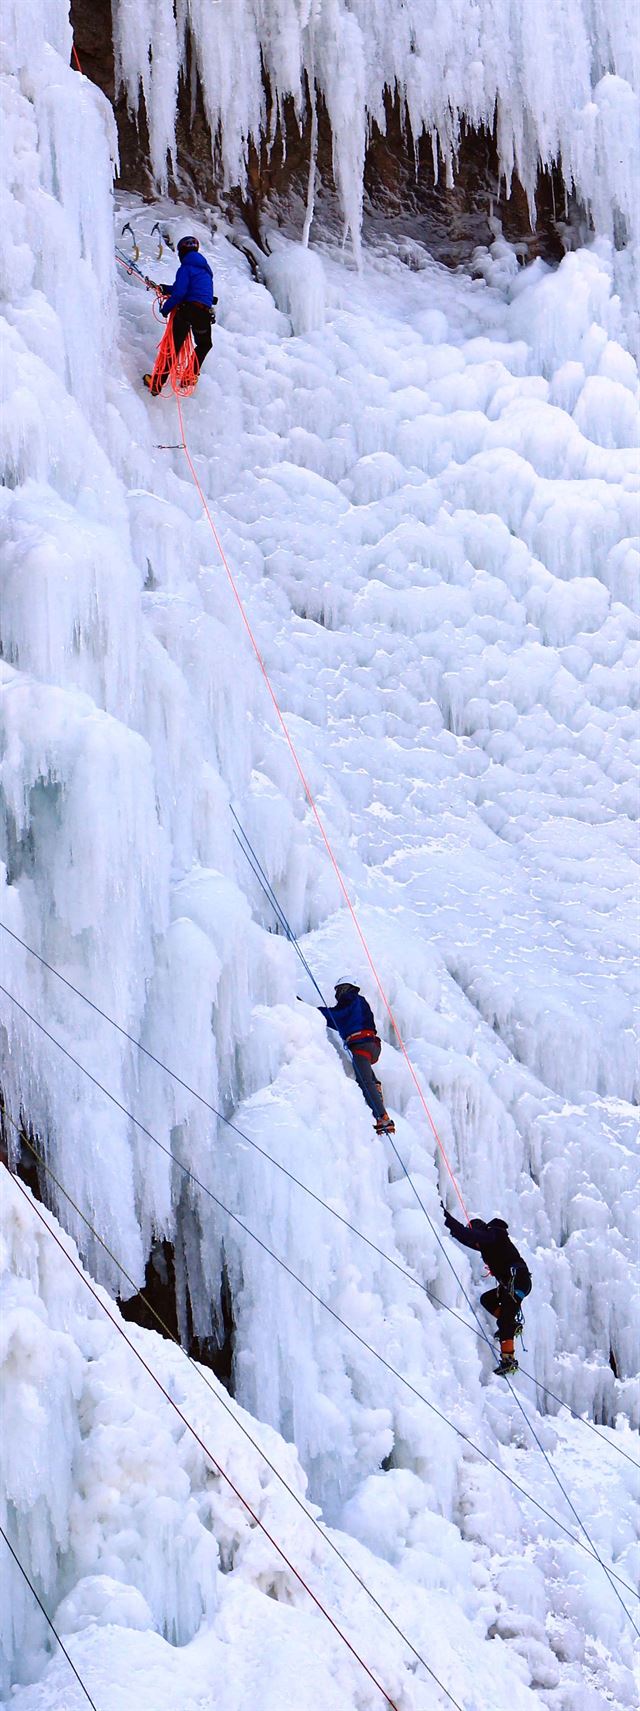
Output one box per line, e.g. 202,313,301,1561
316,980,395,1136
145,236,215,395
442,1208,532,1377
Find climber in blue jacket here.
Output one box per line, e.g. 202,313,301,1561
313,980,395,1135
144,236,215,394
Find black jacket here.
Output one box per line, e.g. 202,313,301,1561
443,1212,531,1291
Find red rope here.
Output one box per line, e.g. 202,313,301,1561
10,1174,400,1711
175,396,470,1221
71,42,83,74
150,309,200,396
117,247,469,1218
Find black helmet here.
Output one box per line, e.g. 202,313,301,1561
488,1217,508,1231
469,1217,487,1232
177,235,199,258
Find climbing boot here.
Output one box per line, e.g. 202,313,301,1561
374,1114,396,1137
143,373,162,396
494,1354,518,1377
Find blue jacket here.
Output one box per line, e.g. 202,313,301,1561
161,252,214,316
319,991,377,1045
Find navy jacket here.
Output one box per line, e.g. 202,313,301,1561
443,1212,531,1292
319,991,377,1045
161,252,214,316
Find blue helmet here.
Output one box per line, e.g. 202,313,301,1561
177,235,199,258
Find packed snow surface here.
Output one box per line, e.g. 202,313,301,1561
1,6,639,1710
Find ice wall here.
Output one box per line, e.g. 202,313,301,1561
1,3,639,1705
110,0,640,257
17,1172,627,1711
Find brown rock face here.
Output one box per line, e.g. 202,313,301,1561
70,2,582,263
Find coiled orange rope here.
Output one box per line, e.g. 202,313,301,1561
150,308,200,396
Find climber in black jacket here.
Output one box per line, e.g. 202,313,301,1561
442,1208,531,1376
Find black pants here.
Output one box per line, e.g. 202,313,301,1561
153,302,212,392
481,1272,531,1341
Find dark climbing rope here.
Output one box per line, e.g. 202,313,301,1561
1,987,637,1615
7,1172,419,1711
383,1128,639,1632
169,380,638,1627
1,1103,462,1708
211,849,640,1622
230,816,415,1131
230,807,325,1001
0,923,636,1472
1,1526,99,1710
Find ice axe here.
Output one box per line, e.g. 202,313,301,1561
150,222,164,261
121,221,140,261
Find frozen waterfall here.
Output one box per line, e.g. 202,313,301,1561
1,2,638,1708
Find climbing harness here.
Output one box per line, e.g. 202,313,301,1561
347,1027,381,1058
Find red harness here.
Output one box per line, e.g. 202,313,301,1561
347,1029,381,1062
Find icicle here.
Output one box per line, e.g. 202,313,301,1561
302,59,318,250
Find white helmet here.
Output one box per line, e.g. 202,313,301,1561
335,978,357,992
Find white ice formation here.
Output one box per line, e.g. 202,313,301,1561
1,2,639,1709
111,0,640,265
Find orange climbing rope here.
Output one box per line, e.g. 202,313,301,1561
150,309,200,397
116,249,469,1217
173,393,470,1222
